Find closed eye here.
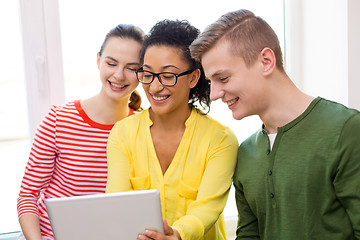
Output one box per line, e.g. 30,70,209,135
219,76,229,82
161,74,175,80
107,62,116,67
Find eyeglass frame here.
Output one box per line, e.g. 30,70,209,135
135,68,195,87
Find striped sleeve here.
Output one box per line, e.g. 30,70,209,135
17,106,58,218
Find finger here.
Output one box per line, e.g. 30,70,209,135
163,219,173,235
144,230,165,240
137,233,151,240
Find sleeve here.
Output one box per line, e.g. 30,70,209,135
105,120,133,193
334,112,360,239
233,180,260,239
17,106,57,218
172,128,238,240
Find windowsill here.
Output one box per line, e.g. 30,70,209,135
0,217,238,239
0,231,21,240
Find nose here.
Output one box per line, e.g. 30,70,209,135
113,67,125,80
209,82,225,101
148,75,164,92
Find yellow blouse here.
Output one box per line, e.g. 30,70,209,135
106,108,238,240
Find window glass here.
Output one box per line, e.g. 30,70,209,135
0,0,30,233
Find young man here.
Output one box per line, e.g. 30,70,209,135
190,9,360,240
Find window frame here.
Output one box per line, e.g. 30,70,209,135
19,0,65,140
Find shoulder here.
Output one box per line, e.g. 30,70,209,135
238,129,263,152
306,98,359,138
194,109,238,145
40,101,78,122
338,111,360,146
49,101,77,114
195,109,230,131
313,98,359,122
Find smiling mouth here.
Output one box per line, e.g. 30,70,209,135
152,95,169,101
109,81,127,89
226,97,239,106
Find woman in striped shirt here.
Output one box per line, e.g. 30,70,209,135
17,24,144,240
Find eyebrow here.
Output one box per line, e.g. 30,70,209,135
210,70,227,79
105,56,140,66
143,64,180,71
105,56,118,63
127,62,141,66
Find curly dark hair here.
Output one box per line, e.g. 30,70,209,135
140,19,211,112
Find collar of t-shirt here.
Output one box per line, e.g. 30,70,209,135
268,133,277,151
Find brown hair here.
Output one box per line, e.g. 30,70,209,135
129,90,142,111
100,24,145,111
190,9,284,72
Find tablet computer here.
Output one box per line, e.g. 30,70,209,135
44,189,163,240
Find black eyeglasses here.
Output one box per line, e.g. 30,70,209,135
135,68,195,86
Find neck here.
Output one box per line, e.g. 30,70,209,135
260,73,314,134
149,104,192,131
81,92,130,125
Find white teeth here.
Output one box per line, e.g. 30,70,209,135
110,82,125,88
226,98,238,106
152,95,168,101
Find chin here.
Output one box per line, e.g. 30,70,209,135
232,111,246,121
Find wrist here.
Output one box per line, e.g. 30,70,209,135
174,230,182,240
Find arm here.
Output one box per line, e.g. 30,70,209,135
172,128,238,239
19,215,42,240
105,121,133,193
17,107,57,239
233,182,260,239
334,113,360,239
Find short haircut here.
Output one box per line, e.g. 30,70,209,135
190,9,284,72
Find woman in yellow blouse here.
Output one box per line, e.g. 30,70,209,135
106,19,238,240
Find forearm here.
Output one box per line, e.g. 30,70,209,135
19,214,43,240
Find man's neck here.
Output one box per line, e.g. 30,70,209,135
260,76,314,134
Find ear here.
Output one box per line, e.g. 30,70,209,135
97,52,101,70
260,47,276,76
189,69,201,89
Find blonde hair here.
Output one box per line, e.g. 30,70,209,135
190,9,284,71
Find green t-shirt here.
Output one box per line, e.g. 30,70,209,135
234,97,360,240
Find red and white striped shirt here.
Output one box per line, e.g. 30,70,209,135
17,100,133,239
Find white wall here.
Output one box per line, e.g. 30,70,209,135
285,0,359,110
348,0,360,110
